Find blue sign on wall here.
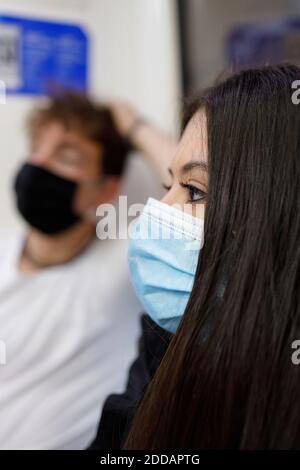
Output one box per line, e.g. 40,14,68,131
226,18,300,72
0,15,89,95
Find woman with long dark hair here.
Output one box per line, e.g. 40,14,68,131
90,64,300,449
125,64,300,449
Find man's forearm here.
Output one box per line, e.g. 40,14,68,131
130,120,177,183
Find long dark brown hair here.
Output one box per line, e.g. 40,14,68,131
125,64,300,449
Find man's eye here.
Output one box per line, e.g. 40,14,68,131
56,148,82,165
183,184,206,202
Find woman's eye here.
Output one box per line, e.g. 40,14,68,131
184,184,206,202
162,184,172,192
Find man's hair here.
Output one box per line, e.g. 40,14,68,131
27,90,131,176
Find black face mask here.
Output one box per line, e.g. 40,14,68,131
14,163,81,235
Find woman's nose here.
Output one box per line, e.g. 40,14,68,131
160,189,173,207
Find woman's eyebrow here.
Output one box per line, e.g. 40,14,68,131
180,161,208,174
168,161,208,178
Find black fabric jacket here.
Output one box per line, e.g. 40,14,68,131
88,314,173,450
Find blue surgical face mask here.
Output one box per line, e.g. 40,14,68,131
128,198,204,333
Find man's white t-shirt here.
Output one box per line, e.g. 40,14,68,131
0,235,142,449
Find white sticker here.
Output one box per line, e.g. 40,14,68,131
0,23,22,89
